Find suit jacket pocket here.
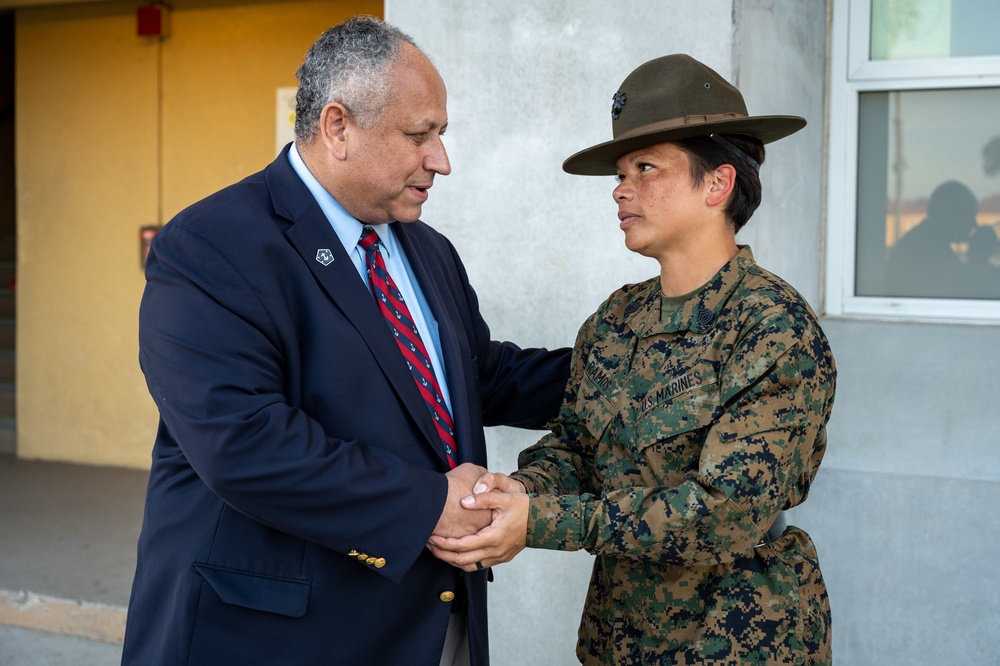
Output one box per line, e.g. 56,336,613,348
193,563,310,618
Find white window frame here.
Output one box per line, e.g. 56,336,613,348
826,0,1000,324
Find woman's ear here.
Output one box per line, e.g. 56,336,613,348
706,164,736,207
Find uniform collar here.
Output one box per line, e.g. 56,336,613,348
626,245,756,338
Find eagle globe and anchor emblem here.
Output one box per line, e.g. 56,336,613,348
611,90,627,119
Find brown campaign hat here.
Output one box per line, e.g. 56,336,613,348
563,54,806,175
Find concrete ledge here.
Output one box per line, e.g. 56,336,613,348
0,588,125,645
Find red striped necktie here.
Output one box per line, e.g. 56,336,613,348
358,226,458,469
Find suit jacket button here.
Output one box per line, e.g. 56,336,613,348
356,552,369,561
347,550,359,557
374,558,386,569
365,556,377,566
439,591,455,603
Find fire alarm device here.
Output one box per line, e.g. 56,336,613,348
137,5,169,38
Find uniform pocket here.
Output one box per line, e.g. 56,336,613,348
574,370,618,442
193,563,310,618
632,382,720,451
613,382,720,487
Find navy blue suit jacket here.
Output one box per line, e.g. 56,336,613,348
122,146,570,665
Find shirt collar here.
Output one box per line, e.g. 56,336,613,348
287,142,396,259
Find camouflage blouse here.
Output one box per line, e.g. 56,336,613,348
511,247,836,665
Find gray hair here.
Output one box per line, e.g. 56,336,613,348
294,16,419,142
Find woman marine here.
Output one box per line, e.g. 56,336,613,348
430,54,836,665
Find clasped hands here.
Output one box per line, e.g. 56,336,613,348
427,462,529,572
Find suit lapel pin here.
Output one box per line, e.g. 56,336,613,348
316,249,334,266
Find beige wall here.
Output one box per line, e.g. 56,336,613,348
16,0,380,467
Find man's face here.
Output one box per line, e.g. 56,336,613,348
341,47,451,225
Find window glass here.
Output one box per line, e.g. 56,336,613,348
870,0,1000,60
855,87,1000,299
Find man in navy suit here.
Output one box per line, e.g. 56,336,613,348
122,16,570,666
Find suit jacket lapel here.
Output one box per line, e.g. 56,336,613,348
394,224,479,466
265,153,445,462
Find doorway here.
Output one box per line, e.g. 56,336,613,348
0,12,15,455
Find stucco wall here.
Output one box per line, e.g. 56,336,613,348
16,0,379,466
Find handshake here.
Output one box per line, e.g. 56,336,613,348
426,463,529,572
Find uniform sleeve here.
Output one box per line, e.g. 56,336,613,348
519,305,835,568
510,311,603,497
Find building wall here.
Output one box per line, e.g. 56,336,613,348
387,1,830,664
15,0,379,466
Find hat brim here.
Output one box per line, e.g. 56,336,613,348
562,115,806,176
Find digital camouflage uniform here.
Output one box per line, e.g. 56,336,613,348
511,246,835,665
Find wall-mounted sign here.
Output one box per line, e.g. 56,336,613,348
276,87,296,155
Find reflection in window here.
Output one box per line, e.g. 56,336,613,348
871,0,1000,60
855,88,1000,299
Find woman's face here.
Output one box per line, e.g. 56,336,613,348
613,142,710,261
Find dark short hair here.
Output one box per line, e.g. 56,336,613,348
674,135,765,233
